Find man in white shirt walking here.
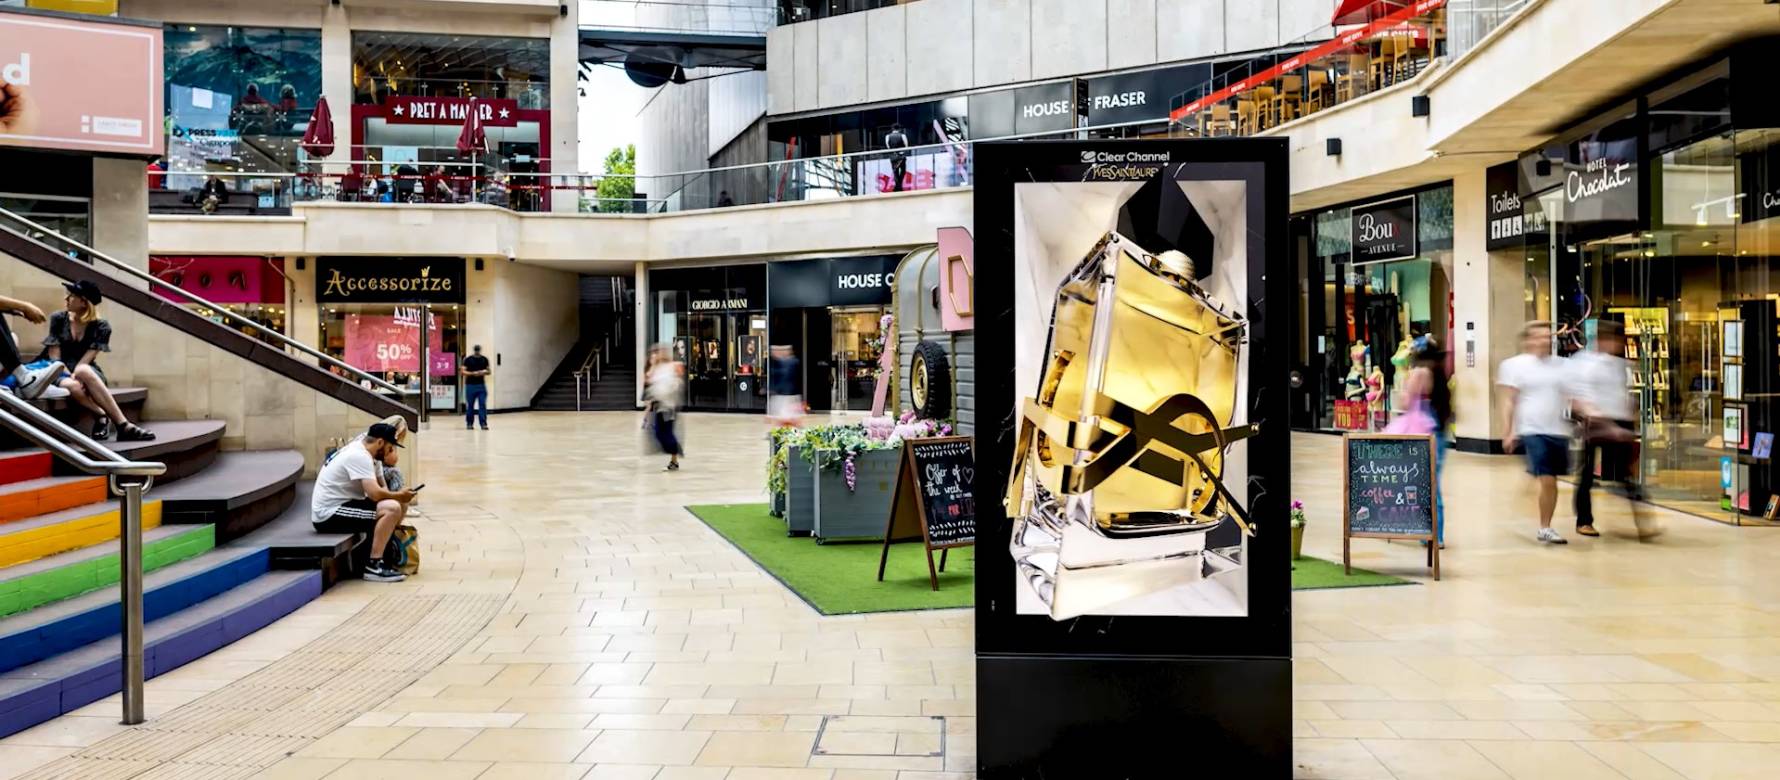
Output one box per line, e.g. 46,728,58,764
1571,320,1646,537
1499,321,1573,544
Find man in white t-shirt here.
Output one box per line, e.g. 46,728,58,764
1570,320,1647,537
1498,321,1573,545
312,422,415,582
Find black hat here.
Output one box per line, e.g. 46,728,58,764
366,422,405,448
62,280,102,305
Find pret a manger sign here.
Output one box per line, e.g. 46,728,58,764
0,10,162,155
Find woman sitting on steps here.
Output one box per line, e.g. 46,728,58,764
41,280,154,442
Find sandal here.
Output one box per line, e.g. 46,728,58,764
116,422,156,442
91,416,113,440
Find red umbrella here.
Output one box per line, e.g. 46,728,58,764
299,96,334,158
456,97,488,155
1333,0,1409,26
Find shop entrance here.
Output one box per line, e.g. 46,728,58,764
679,311,769,411
830,305,888,411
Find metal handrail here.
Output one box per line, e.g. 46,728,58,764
0,391,165,728
0,208,405,396
573,344,602,411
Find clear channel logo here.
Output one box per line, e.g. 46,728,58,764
1079,150,1171,164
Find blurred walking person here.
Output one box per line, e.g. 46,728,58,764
1391,337,1451,547
1499,322,1572,544
643,345,685,471
768,344,803,427
1571,321,1653,538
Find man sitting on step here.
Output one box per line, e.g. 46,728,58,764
312,422,416,582
0,294,67,400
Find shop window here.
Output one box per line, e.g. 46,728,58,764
163,25,322,181
321,303,466,412
352,32,549,109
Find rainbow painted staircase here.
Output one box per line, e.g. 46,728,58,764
0,395,356,738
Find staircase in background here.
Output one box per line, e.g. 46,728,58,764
531,274,636,411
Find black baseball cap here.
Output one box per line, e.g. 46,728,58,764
366,422,404,448
62,280,102,304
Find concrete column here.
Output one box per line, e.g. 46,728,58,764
320,3,353,176
91,157,149,278
1450,164,1524,450
549,1,580,213
286,257,320,351
634,260,648,407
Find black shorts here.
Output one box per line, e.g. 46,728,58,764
313,498,380,533
1521,434,1570,477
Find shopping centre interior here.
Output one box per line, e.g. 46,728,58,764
5,0,1780,777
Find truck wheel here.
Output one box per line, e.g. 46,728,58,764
910,340,952,420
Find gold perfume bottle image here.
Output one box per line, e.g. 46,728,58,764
1007,230,1256,620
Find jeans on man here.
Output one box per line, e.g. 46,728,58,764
464,384,489,429
1576,419,1638,528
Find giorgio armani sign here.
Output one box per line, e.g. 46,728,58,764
316,257,467,304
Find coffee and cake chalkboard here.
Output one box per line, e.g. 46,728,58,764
878,436,976,591
1343,433,1440,579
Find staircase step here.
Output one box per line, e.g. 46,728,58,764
31,387,146,416
0,499,165,569
231,482,357,582
0,476,107,525
155,450,304,541
0,452,52,487
0,568,320,738
0,544,269,674
0,419,226,484
0,525,214,618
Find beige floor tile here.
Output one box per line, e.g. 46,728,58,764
294,727,419,759
477,763,593,780
695,730,818,767
1576,743,1687,780
1706,721,1780,742
818,731,898,755
1327,700,1465,721
1360,738,1511,780
652,769,730,780
583,765,663,780
393,712,523,728
1469,740,1629,780
0,716,129,749
578,730,714,766
248,757,347,780
450,729,600,762
385,728,482,760
1308,720,1396,739
591,713,693,730
1637,741,1780,780
1386,720,1528,741
662,699,735,715
324,759,493,780
726,770,833,780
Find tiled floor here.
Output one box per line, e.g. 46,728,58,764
3,412,1779,779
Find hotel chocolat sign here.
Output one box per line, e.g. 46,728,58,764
1350,195,1417,263
317,257,466,304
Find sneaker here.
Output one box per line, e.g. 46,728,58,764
1537,527,1568,545
362,560,406,582
16,361,65,400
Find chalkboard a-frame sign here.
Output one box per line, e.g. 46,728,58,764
877,436,976,591
1343,433,1441,580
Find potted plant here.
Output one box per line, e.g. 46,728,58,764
764,414,956,542
1290,500,1307,560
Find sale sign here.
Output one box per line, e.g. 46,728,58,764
344,314,443,374
1,10,162,155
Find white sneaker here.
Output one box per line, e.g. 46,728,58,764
1537,527,1568,545
16,362,66,400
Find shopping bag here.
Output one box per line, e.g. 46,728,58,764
384,524,420,575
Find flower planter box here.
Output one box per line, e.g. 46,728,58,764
812,447,901,543
769,433,786,517
783,445,817,537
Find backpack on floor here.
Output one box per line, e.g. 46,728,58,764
384,524,420,575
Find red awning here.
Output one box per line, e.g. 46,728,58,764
456,97,489,155
1334,0,1409,25
300,96,335,158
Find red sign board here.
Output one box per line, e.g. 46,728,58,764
150,256,284,305
381,96,519,127
0,10,163,155
344,313,449,374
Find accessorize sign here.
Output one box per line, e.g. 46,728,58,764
316,257,466,304
0,10,161,155
343,313,447,374
381,96,519,127
1350,195,1417,263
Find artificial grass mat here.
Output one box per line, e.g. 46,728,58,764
686,503,973,615
1290,555,1414,590
686,504,1411,613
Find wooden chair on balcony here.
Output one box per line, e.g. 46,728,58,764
1305,69,1331,114
1273,74,1304,125
1235,98,1260,136
1249,86,1277,130
1200,103,1235,137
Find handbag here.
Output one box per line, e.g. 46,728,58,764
384,524,420,575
